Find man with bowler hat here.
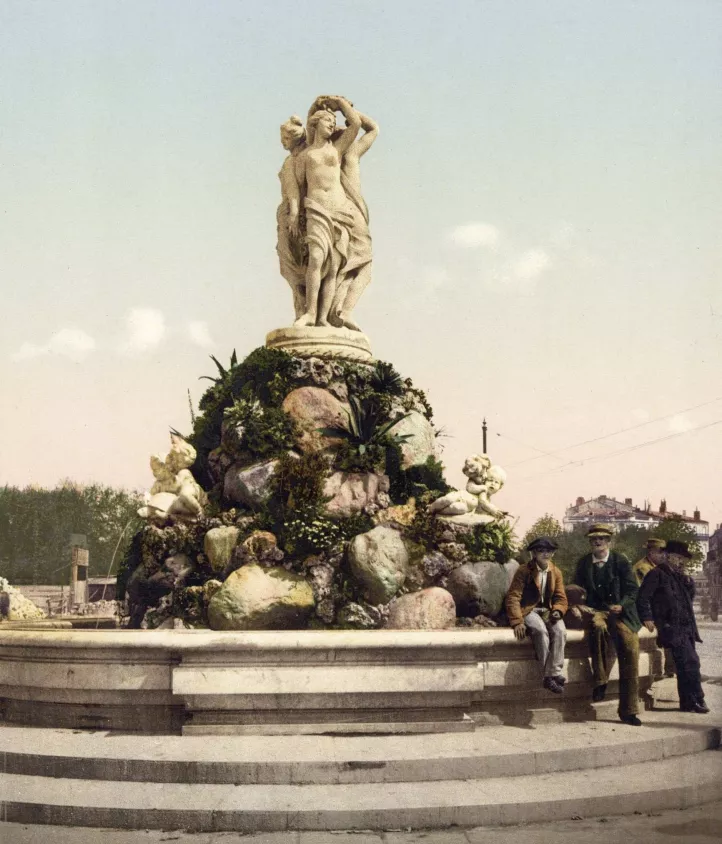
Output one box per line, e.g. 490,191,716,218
637,539,708,713
634,537,675,677
506,537,569,694
572,524,642,725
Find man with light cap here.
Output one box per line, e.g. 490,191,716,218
634,537,675,677
506,537,569,694
572,524,643,725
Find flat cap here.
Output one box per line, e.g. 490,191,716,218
645,537,666,549
527,536,558,552
586,523,614,538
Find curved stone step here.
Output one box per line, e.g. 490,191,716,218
1,750,720,831
0,706,718,785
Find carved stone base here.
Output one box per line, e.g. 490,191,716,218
266,326,373,363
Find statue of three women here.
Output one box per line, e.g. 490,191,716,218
276,95,377,333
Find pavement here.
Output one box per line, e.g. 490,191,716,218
2,800,722,843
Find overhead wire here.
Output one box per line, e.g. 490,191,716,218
502,395,722,468
514,416,722,484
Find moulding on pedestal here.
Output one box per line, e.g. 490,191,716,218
266,326,373,362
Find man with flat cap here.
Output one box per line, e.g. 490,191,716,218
634,537,675,678
506,537,569,694
572,524,642,725
637,540,708,713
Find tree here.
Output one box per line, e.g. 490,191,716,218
521,514,564,552
651,516,704,573
0,483,142,585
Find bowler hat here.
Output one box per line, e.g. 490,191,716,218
664,539,693,559
527,536,558,552
586,523,614,538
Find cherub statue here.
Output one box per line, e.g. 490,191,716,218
428,454,512,525
138,433,207,523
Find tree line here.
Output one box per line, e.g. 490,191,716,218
0,482,143,585
521,514,705,579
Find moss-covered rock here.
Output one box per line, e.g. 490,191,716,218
348,525,408,604
208,564,315,630
203,526,240,572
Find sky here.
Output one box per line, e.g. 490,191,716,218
1,1,721,535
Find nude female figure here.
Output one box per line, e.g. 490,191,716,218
291,96,368,328
275,116,307,319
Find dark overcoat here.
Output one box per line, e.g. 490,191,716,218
637,562,701,647
573,551,641,633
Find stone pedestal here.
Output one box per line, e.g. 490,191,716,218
266,326,373,362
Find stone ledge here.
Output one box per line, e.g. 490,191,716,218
266,326,373,362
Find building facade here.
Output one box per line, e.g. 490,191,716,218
563,496,709,560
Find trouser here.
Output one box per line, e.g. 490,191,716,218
524,610,567,678
663,647,676,676
589,611,640,717
669,632,704,709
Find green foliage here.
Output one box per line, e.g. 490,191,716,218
520,514,565,561
369,361,404,396
280,505,347,557
0,482,143,586
401,379,434,421
228,347,296,407
523,515,706,581
388,454,451,504
189,347,297,489
223,398,297,461
459,520,518,563
271,451,329,511
406,504,449,550
651,517,704,573
199,350,238,384
321,396,411,473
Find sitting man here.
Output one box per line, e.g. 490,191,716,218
633,537,675,678
637,539,708,714
572,524,642,726
506,536,568,694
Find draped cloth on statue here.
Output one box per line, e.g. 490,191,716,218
304,194,371,299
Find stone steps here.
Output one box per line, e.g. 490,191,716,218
1,750,720,831
1,685,719,831
0,719,718,786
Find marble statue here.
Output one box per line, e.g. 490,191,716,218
428,454,512,525
138,433,207,523
275,94,376,332
276,116,307,320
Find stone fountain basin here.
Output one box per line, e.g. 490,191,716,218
0,627,661,735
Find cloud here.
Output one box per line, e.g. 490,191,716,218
668,414,694,434
120,308,166,353
187,321,214,348
446,222,500,250
513,250,551,281
12,328,96,361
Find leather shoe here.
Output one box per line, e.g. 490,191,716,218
681,701,710,714
592,684,607,702
543,677,563,694
620,714,642,726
